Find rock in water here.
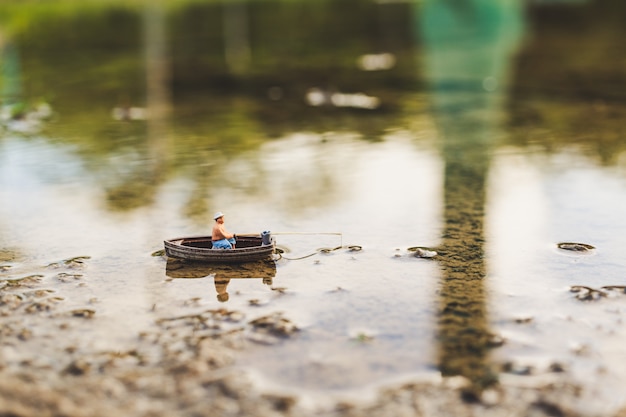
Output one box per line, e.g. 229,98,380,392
414,248,438,258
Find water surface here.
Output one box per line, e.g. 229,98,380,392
2,0,626,413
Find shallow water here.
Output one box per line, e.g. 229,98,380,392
2,0,626,413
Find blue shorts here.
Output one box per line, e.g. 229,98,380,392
212,238,236,249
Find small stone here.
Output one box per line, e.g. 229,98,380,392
557,242,595,252
414,248,438,258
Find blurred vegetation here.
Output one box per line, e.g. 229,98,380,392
0,0,420,215
507,0,626,165
1,0,625,213
1,0,417,146
1,0,622,392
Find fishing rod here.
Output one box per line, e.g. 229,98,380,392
236,231,343,246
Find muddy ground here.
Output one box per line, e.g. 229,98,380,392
1,254,625,417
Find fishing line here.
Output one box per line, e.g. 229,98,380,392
273,245,362,261
238,231,361,261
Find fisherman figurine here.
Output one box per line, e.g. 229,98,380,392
211,212,236,249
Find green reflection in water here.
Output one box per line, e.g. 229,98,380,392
418,0,523,396
507,1,626,166
0,0,626,399
0,42,21,104
0,0,418,216
1,1,625,224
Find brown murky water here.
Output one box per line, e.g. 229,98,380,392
2,0,626,415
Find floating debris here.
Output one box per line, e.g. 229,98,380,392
71,308,96,318
549,362,567,373
415,248,438,258
557,242,595,253
351,331,375,343
23,289,55,298
407,246,438,258
183,297,202,307
151,249,165,257
319,246,343,254
570,285,607,301
276,244,361,261
569,284,626,301
47,256,91,268
601,285,626,294
500,358,567,377
17,327,33,341
157,308,246,327
64,358,91,376
25,300,57,313
226,311,245,322
249,312,299,338
1,274,44,288
0,293,24,308
487,334,506,348
501,361,533,376
514,316,534,324
56,272,83,282
570,342,591,356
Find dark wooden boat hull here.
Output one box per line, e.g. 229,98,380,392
164,235,275,263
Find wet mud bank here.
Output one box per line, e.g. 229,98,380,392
1,251,624,417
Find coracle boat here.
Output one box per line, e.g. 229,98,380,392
163,232,275,263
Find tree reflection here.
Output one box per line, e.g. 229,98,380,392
417,0,523,397
0,40,21,103
102,2,173,212
2,0,625,218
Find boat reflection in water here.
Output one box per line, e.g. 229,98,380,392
165,258,277,302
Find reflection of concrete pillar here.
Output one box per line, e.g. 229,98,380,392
437,156,495,397
417,0,524,396
143,2,171,178
1,40,23,104
223,0,251,75
144,2,171,122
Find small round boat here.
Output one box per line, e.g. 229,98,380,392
164,234,275,263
